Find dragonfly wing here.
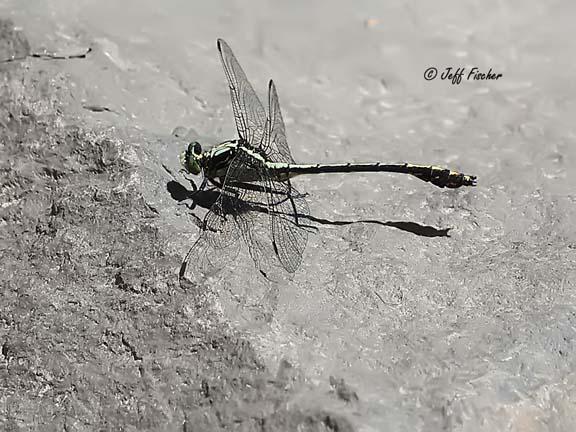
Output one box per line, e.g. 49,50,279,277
268,182,310,273
222,149,309,274
217,39,267,147
264,79,295,163
196,40,307,277
264,81,308,270
179,230,241,289
179,193,242,288
221,150,278,273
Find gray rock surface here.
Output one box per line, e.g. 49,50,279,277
1,1,575,430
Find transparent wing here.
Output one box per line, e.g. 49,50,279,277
219,150,280,275
221,149,309,274
181,151,310,282
181,40,308,283
217,39,267,147
263,79,295,163
179,192,242,287
264,81,308,270
269,182,309,272
179,233,241,289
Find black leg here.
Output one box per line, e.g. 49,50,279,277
178,200,197,211
180,170,198,191
198,177,208,191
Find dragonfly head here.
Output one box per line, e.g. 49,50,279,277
180,141,203,175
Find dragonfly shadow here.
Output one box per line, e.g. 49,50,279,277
167,180,220,209
167,179,451,238
300,214,450,238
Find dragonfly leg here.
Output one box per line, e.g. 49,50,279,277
180,170,199,191
269,190,306,207
188,177,210,201
291,191,309,199
302,223,318,233
198,177,209,191
177,200,197,211
189,212,204,229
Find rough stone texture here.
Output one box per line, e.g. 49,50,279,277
1,1,575,430
0,22,353,431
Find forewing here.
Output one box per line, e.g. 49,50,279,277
217,39,267,147
263,80,295,163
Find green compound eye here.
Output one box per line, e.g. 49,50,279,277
179,142,202,175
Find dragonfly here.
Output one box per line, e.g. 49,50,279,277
178,38,476,286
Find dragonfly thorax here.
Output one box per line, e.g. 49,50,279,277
181,140,242,182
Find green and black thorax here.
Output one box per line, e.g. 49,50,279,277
180,139,276,185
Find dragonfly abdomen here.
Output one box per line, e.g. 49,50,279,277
268,162,476,189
